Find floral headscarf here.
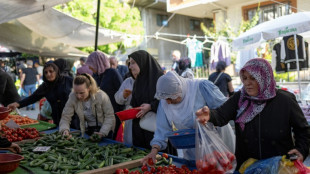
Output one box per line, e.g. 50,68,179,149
85,51,110,74
235,58,276,130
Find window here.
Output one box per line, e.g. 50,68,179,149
190,19,200,30
243,0,296,24
156,14,168,27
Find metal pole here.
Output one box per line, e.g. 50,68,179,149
94,0,101,51
294,34,302,99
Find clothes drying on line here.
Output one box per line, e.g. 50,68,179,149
210,40,231,70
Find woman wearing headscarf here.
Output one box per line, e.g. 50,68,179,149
8,63,74,127
178,57,194,79
128,50,164,149
142,71,235,164
54,58,74,78
196,58,310,170
209,61,234,97
85,51,123,139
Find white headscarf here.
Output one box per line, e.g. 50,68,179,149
155,71,200,128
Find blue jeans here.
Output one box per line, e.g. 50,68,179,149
24,84,36,109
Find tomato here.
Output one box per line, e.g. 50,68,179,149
17,137,23,141
150,167,156,173
143,172,151,174
173,133,179,135
147,158,155,166
115,169,124,174
123,168,129,174
141,165,148,172
225,152,235,162
162,153,168,159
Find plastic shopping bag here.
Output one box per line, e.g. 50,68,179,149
278,156,298,174
195,121,236,173
244,156,281,174
294,160,310,174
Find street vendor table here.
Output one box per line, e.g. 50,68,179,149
9,128,195,174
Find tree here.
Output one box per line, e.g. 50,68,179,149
55,0,144,54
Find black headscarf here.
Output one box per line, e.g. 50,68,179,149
54,58,73,77
40,63,63,92
129,50,164,109
178,57,191,76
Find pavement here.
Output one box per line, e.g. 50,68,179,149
17,102,40,120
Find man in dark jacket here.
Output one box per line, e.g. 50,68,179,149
0,69,20,106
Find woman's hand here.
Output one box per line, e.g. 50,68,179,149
0,143,22,154
123,89,132,99
62,130,72,139
136,104,151,118
141,146,159,166
288,149,304,161
7,102,20,111
93,132,104,138
195,106,210,124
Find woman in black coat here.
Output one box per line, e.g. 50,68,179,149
8,63,75,127
196,58,310,170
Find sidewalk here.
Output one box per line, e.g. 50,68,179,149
17,102,40,120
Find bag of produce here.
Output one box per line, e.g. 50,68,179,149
195,121,236,173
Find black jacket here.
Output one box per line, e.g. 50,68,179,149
18,76,73,125
0,70,20,106
210,90,310,170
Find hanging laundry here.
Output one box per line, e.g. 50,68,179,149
281,35,306,63
194,40,204,67
185,37,197,68
210,40,231,70
272,43,287,73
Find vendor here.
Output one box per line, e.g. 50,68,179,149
196,58,310,170
60,73,115,138
142,71,235,164
8,63,76,127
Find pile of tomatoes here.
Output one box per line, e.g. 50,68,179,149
116,164,198,174
196,151,236,173
0,127,40,142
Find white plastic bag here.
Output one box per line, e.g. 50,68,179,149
195,121,236,173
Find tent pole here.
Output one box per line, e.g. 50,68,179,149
294,34,301,100
94,0,101,51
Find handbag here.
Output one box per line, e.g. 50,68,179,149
139,111,156,132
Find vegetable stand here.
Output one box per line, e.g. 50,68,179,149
10,128,195,174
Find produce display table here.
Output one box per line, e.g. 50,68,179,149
9,128,193,174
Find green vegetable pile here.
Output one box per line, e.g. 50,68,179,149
19,132,149,174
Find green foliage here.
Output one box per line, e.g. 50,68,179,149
274,72,296,82
55,0,144,54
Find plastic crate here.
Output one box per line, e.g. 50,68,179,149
20,120,56,131
166,129,195,149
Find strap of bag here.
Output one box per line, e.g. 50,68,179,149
214,72,223,84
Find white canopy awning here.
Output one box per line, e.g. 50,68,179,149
18,8,124,47
0,20,87,58
0,0,70,24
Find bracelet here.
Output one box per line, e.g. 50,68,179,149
152,146,160,151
